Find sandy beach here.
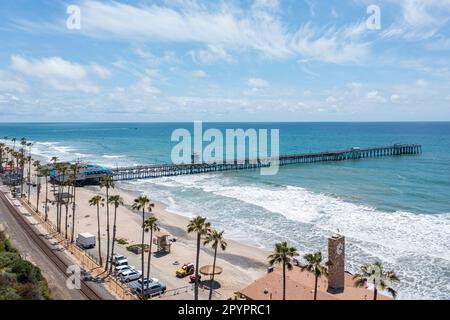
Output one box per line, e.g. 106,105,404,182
26,171,269,299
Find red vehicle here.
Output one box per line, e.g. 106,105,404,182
189,275,201,283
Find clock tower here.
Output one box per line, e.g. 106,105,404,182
328,234,345,293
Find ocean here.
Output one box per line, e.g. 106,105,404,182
0,122,449,299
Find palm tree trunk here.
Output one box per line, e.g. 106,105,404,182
44,177,48,221
105,188,110,271
282,263,286,300
314,275,318,300
208,247,218,301
194,232,200,300
20,162,24,198
374,288,378,300
146,229,153,300
36,181,40,214
109,206,118,274
141,208,145,300
96,204,103,266
64,204,69,239
27,161,31,202
70,184,76,243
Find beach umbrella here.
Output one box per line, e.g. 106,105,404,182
199,265,223,277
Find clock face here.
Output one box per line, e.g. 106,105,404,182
336,243,343,255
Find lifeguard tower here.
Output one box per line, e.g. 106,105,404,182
152,231,171,253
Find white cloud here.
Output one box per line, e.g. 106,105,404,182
131,77,161,95
33,0,371,65
0,71,28,93
91,64,112,79
381,0,450,41
347,82,363,90
326,96,338,103
390,94,401,103
192,70,207,78
247,78,269,88
10,55,106,93
416,79,429,87
366,90,386,103
290,23,370,64
190,45,234,64
12,55,86,80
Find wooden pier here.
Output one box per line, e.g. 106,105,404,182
112,144,422,181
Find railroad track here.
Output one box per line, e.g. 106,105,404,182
0,191,102,300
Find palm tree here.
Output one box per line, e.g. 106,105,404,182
268,242,299,300
0,142,5,173
63,180,70,239
26,143,33,202
7,159,14,190
89,195,105,266
203,229,227,300
300,251,332,300
100,175,114,271
108,195,123,273
353,261,400,300
132,195,155,299
55,164,68,233
187,216,211,300
19,155,25,198
42,168,50,221
70,163,79,243
144,216,159,293
33,160,41,213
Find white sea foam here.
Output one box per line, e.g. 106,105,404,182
134,173,450,299
102,155,124,159
146,174,450,260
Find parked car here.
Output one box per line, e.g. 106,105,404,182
111,254,126,265
115,258,129,267
134,279,167,298
114,265,134,276
130,277,157,293
176,262,194,278
119,269,142,283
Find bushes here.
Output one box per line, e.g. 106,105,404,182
0,238,16,253
0,252,20,269
0,286,21,300
116,238,128,245
0,231,50,300
126,243,149,254
11,259,44,284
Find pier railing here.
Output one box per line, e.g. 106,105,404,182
112,144,422,181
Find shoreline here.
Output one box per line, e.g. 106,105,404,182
19,153,270,298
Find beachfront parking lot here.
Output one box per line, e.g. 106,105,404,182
85,241,210,300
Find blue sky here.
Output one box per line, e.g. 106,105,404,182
0,0,449,122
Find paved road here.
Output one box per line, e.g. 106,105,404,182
0,188,115,300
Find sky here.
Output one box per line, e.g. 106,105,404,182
0,0,449,122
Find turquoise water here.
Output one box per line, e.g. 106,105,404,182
1,122,449,299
